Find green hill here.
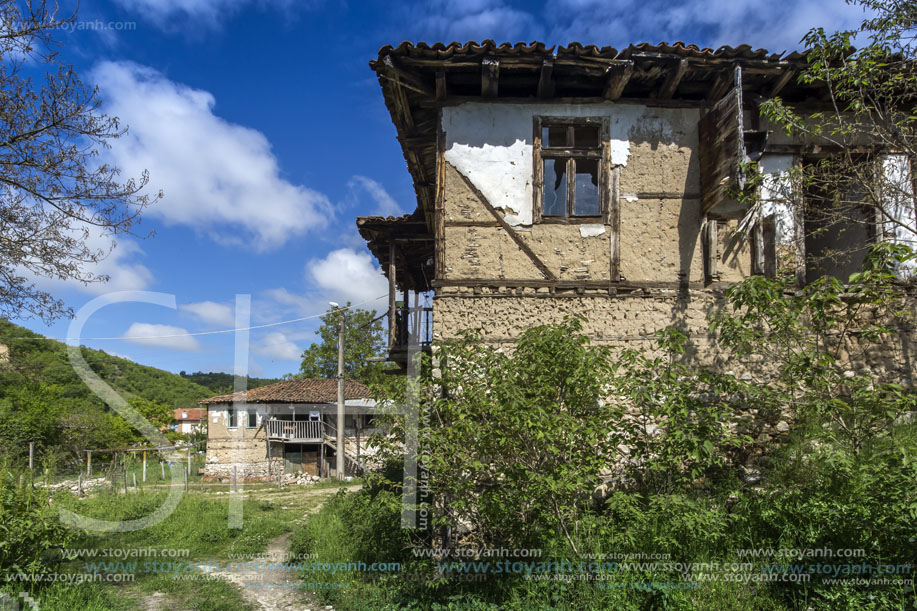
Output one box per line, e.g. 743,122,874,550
0,319,218,465
177,371,280,395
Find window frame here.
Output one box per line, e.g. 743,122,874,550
246,410,258,429
227,407,237,429
533,116,611,224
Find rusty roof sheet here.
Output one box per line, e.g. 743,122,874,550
199,378,370,405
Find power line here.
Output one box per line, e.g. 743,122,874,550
2,294,388,342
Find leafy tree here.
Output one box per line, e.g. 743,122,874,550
389,316,621,555
297,303,388,384
759,0,917,272
0,1,160,322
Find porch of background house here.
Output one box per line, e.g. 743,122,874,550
264,411,378,477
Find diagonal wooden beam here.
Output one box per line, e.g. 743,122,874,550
482,56,500,98
707,68,734,101
537,58,555,98
452,167,556,281
657,58,689,100
769,66,796,97
603,60,633,100
382,55,433,97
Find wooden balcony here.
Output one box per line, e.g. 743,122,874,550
265,419,324,443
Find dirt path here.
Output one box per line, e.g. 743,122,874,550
202,484,361,611
203,531,312,611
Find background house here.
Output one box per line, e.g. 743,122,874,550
200,378,378,479
358,41,917,373
172,407,206,434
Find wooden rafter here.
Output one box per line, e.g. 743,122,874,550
537,58,555,98
657,58,688,99
603,60,633,100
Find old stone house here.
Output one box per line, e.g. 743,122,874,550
200,378,378,479
357,41,917,370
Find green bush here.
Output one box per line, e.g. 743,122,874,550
0,465,71,584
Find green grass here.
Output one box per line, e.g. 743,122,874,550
11,482,358,610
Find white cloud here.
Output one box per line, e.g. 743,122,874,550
181,300,235,326
306,248,388,310
24,225,153,296
348,176,403,217
123,322,202,351
548,0,871,54
253,331,302,361
114,0,301,28
92,61,331,251
398,0,540,43
397,0,871,56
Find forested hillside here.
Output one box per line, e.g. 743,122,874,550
178,371,280,394
0,319,215,466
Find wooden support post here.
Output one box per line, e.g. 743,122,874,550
481,56,499,98
78,474,83,496
388,243,397,350
184,468,189,492
123,462,128,494
435,70,447,100
319,443,324,479
86,451,92,478
28,442,34,470
187,446,191,474
142,451,147,483
133,473,137,491
161,461,165,480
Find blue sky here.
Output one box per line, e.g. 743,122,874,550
16,0,872,378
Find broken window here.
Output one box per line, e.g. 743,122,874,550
803,155,877,283
534,117,608,221
247,410,257,428
227,407,237,428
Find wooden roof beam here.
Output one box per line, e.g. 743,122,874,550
603,60,633,100
382,55,433,97
482,56,500,98
707,68,734,101
657,58,688,99
537,58,555,98
435,71,447,100
769,66,796,97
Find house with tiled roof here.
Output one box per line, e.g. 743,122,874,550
358,40,917,372
200,378,377,479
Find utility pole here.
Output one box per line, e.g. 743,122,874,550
334,303,346,479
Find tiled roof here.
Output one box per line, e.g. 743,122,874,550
376,40,804,62
199,378,371,405
174,408,206,420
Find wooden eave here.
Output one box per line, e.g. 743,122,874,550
357,212,434,292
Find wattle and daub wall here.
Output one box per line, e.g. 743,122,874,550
433,101,916,380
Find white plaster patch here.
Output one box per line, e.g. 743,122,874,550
622,193,639,203
758,154,796,246
579,224,606,237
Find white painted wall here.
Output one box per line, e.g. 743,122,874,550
758,154,797,246
441,102,698,227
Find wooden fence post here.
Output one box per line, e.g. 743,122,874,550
161,461,165,480
142,451,147,482
86,451,92,478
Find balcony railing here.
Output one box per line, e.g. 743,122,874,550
392,306,433,349
265,419,323,442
